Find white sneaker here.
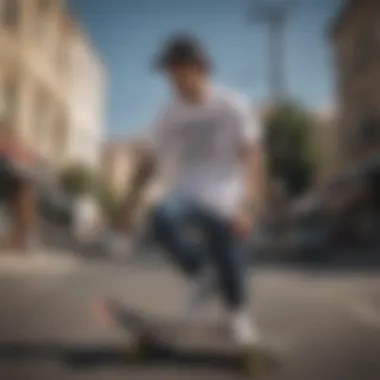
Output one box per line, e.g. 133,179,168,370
185,267,217,316
229,310,260,346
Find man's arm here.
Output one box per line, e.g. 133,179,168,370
115,104,169,231
233,97,263,215
115,148,157,231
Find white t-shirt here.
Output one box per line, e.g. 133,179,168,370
150,86,261,217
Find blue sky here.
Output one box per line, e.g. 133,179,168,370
67,0,342,137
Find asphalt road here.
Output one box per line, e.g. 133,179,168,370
0,261,379,380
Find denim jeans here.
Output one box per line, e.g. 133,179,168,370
150,193,248,310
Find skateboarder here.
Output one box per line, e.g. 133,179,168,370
119,33,262,346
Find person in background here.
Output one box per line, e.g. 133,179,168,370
73,193,101,248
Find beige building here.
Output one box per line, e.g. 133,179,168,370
330,0,380,169
0,0,105,171
66,29,106,169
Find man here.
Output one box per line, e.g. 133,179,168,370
121,34,262,346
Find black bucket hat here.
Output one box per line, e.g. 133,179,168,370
153,33,211,72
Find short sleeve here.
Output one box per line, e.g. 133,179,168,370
228,95,262,145
147,106,169,156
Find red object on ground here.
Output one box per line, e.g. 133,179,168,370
92,299,114,326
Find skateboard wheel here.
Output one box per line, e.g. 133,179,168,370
126,335,148,361
242,349,266,377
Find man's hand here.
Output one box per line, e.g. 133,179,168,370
115,213,133,234
230,210,253,237
114,148,156,234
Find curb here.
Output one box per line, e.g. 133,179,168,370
0,252,81,275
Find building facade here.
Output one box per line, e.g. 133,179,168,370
0,0,105,170
0,0,105,250
331,0,380,169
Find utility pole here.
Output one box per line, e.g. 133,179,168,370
249,1,297,104
248,1,298,212
248,1,338,211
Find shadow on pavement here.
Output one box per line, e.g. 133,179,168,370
0,342,278,376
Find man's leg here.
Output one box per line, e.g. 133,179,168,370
201,212,258,345
150,195,221,315
201,212,247,308
150,194,204,277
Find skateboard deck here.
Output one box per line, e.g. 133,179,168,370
94,298,279,377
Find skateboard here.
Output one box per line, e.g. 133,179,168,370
93,298,278,377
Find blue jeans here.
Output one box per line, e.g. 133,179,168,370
150,193,248,311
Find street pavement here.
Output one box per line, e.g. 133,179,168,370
0,255,379,380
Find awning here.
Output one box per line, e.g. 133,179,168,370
0,136,41,180
0,136,38,164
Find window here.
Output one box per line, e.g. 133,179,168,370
32,91,48,145
57,35,68,74
1,0,19,29
0,77,18,128
56,22,71,75
81,129,87,149
353,23,377,74
52,113,68,161
357,114,380,146
35,0,50,43
346,121,359,157
348,106,380,157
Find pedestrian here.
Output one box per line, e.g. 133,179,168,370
120,33,263,346
73,193,100,249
